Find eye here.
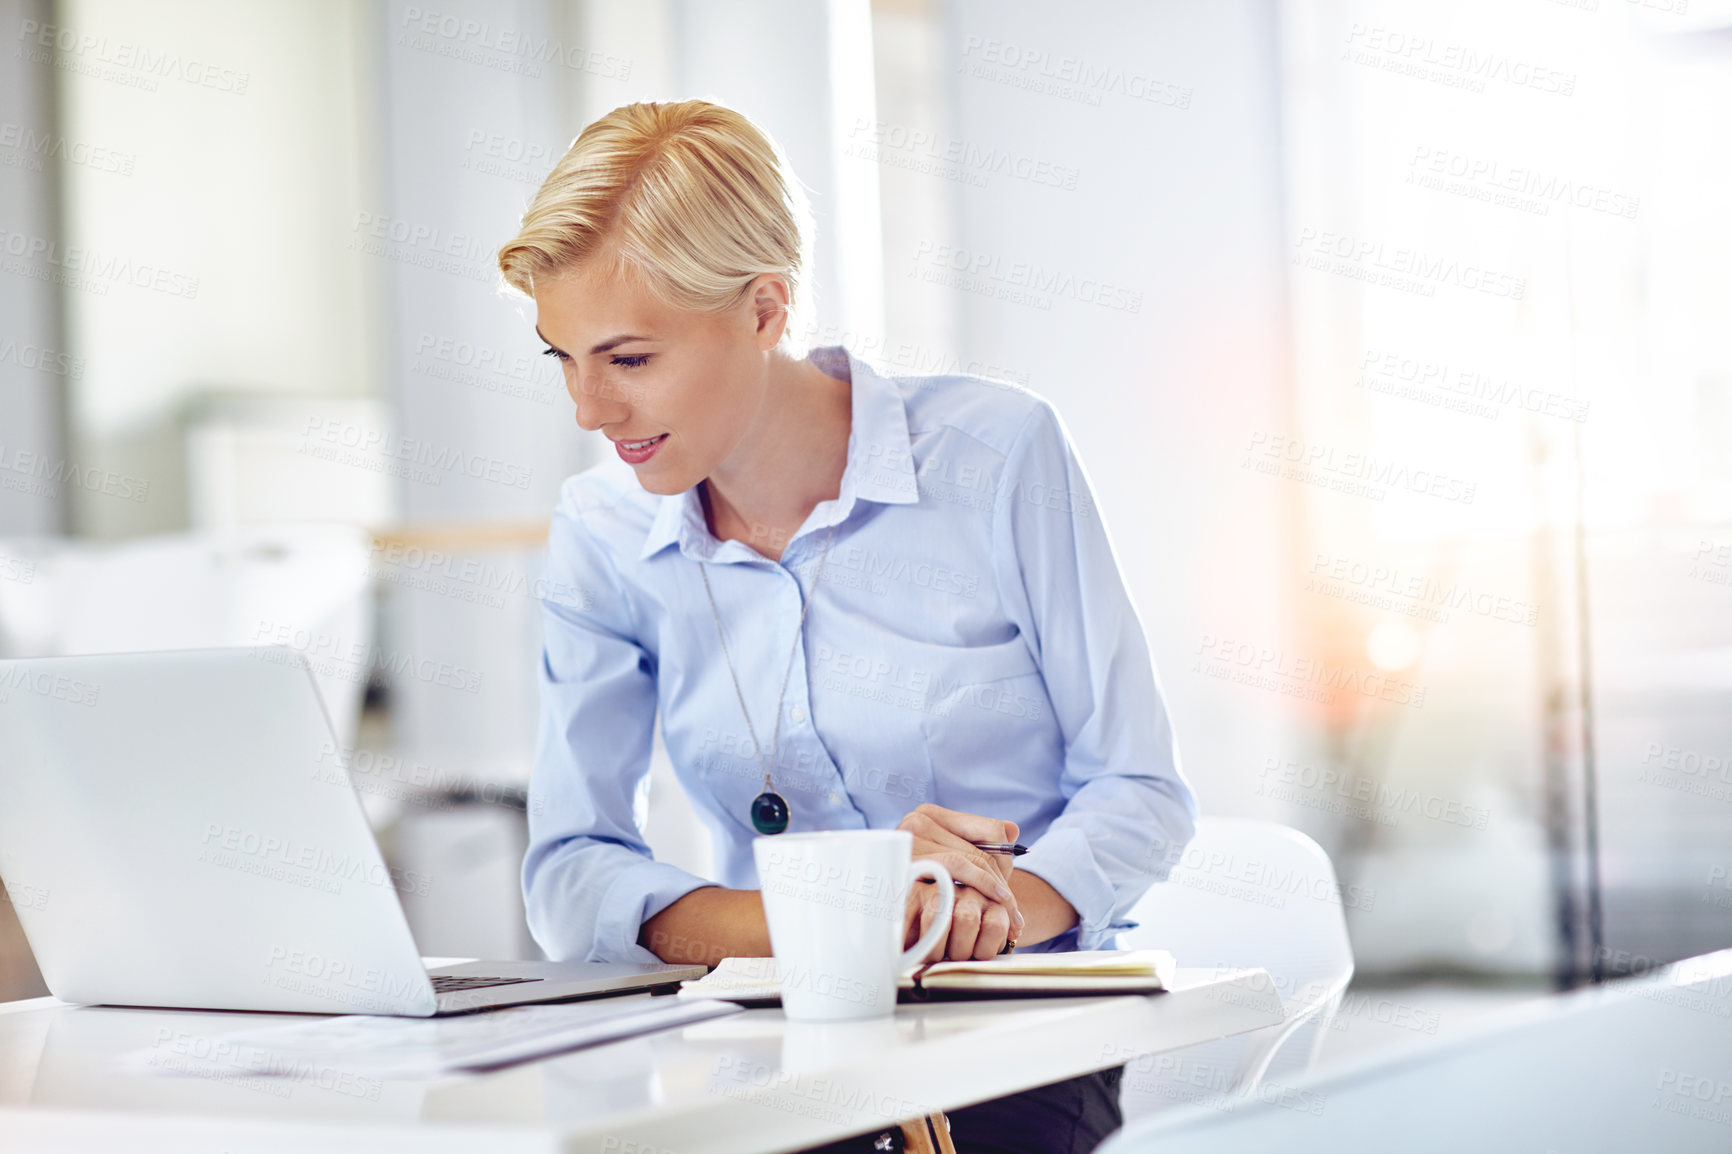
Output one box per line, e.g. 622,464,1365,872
541,346,569,362
611,354,651,369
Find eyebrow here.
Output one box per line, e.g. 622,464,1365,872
534,327,652,356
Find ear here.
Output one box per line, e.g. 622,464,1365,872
747,273,792,350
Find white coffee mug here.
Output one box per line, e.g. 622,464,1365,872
753,829,955,1021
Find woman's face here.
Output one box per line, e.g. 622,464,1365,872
533,258,781,496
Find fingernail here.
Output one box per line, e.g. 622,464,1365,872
996,884,1014,903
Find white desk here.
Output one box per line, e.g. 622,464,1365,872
0,967,1281,1154
1101,949,1732,1154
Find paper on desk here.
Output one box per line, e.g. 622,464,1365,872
676,955,783,1002
115,996,743,1081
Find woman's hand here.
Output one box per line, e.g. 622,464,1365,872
899,803,1024,960
906,875,1016,961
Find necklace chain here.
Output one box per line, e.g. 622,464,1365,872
699,520,839,794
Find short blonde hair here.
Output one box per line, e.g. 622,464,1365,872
497,99,816,357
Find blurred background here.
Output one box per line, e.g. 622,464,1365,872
3,0,1730,1071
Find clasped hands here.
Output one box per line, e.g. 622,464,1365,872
900,802,1024,962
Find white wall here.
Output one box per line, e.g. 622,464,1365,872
53,0,385,536
926,0,1301,821
0,0,68,536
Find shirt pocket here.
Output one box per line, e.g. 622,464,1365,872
916,636,1061,813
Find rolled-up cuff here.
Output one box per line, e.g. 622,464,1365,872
1016,827,1127,951
589,857,717,964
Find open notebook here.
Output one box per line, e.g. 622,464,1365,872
676,950,1176,1005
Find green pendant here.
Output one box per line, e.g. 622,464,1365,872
751,790,790,835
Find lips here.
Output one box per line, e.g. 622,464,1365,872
613,432,667,464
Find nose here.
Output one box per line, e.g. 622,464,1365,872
570,366,628,432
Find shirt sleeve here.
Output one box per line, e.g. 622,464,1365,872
521,486,715,964
989,399,1198,950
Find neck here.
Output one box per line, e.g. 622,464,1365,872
703,350,851,560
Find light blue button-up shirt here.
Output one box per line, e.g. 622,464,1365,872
523,344,1196,964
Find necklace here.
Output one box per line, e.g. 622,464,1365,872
699,518,839,835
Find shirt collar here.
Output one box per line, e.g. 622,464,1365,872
638,345,918,563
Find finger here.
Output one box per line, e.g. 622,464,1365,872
996,820,1021,882
902,810,993,860
908,803,1019,845
974,900,1011,960
947,890,984,961
919,849,1016,905
903,809,1019,886
901,812,991,858
910,874,1020,954
955,881,1021,943
922,888,949,963
961,880,1023,941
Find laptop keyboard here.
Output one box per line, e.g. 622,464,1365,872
430,975,544,993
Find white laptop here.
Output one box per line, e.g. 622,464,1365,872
0,647,704,1016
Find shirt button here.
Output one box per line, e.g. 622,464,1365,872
790,703,806,724
828,790,843,804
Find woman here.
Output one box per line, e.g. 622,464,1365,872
499,99,1194,1154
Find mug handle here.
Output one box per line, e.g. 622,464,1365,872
898,860,956,973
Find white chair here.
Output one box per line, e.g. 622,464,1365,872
1113,817,1355,1125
